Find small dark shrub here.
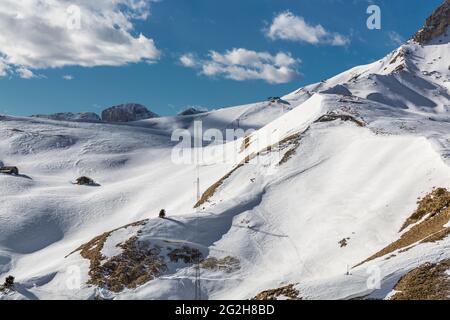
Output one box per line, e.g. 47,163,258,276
0,275,15,292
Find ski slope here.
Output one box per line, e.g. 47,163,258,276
1,9,450,300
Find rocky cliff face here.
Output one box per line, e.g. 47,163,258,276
413,0,449,44
101,104,158,122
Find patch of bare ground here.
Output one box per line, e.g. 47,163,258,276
94,236,168,292
339,237,350,248
355,188,450,268
194,164,244,208
200,256,240,273
389,51,405,65
67,220,172,292
168,246,202,263
400,188,450,231
240,135,252,153
277,133,302,165
393,64,406,73
314,113,365,127
253,284,301,300
391,260,450,300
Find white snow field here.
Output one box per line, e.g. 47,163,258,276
1,9,450,299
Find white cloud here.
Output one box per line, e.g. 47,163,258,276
330,34,350,46
16,67,35,79
180,53,198,67
0,0,160,78
266,11,350,46
181,48,300,84
63,75,74,80
388,31,404,46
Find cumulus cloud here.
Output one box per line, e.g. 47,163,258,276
62,75,74,80
180,48,300,84
16,67,36,79
266,11,350,46
180,53,198,67
0,0,160,78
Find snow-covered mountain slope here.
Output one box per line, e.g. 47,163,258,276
1,2,450,300
285,32,450,113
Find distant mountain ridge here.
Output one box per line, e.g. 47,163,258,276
30,103,159,123
101,103,158,123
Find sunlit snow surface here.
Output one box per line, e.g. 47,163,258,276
1,32,450,300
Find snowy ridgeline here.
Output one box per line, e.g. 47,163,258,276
31,103,160,123
1,10,450,300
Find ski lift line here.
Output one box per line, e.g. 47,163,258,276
161,234,276,273
141,236,234,255
194,145,202,300
158,275,254,282
259,218,316,278
142,235,275,271
219,187,315,278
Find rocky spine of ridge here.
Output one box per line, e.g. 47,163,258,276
413,0,449,44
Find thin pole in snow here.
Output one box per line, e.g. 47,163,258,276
194,140,202,300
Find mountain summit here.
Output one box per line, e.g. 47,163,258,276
413,0,449,44
101,103,158,122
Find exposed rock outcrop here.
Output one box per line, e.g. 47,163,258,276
178,107,207,116
101,104,158,122
320,84,352,96
391,260,450,300
253,284,301,300
413,0,449,44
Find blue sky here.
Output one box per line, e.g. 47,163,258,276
0,0,443,116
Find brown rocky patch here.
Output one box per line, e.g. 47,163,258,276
253,284,301,300
66,220,172,293
94,237,167,292
355,188,450,267
391,260,450,300
194,164,244,208
413,0,449,44
339,238,350,248
240,135,252,153
314,113,365,127
276,133,302,165
168,246,202,264
400,188,450,231
201,256,240,273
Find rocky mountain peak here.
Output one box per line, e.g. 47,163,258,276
413,0,449,44
101,103,158,122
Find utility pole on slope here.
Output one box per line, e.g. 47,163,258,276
194,144,202,300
